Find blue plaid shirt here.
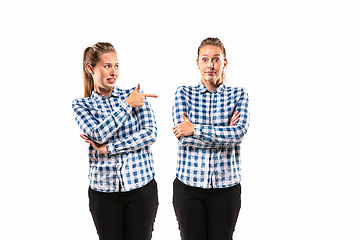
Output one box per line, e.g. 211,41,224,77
172,82,250,189
72,86,157,192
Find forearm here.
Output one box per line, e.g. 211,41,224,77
193,89,250,144
108,99,157,155
107,126,157,155
192,123,248,144
73,100,132,144
177,135,224,149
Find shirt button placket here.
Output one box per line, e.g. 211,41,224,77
105,98,112,113
209,93,214,124
209,93,215,188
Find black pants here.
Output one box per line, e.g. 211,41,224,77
173,178,241,240
88,179,158,240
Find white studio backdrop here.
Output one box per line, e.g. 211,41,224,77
1,0,359,239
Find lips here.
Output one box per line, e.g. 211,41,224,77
206,71,216,75
107,78,116,84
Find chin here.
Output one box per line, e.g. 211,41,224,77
204,77,218,82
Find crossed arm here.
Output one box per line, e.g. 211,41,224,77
172,111,240,138
77,84,157,154
171,87,249,148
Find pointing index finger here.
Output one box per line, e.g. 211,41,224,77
143,93,158,98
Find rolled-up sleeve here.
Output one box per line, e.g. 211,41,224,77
107,97,157,155
72,98,132,144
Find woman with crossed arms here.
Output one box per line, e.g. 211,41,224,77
72,42,158,240
172,37,250,240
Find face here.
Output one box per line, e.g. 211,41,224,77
196,45,227,86
87,51,119,97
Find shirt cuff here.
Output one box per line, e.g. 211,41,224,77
107,141,116,155
193,124,202,138
119,100,132,114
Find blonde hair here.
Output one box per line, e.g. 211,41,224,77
82,42,116,98
197,37,227,84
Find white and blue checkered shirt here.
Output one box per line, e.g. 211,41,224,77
72,86,157,192
172,82,250,189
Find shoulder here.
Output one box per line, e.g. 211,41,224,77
175,85,199,95
72,97,92,106
224,86,248,97
113,85,135,97
174,86,198,102
71,97,99,112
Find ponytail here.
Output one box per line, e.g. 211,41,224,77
83,47,94,98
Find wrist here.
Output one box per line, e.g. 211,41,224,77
125,99,132,108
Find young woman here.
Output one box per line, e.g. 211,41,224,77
172,37,250,240
72,42,159,240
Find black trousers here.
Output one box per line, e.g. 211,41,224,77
88,179,158,240
173,178,241,240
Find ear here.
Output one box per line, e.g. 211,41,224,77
224,59,228,68
87,64,94,75
196,59,200,69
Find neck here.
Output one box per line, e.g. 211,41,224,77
94,85,113,98
201,78,222,92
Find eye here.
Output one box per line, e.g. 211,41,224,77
202,58,207,62
104,65,110,68
214,58,220,62
115,65,119,69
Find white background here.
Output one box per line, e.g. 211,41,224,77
1,0,359,239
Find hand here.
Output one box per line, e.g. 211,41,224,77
230,111,240,126
80,134,109,154
172,113,195,138
125,84,158,108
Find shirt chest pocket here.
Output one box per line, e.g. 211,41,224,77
89,107,109,122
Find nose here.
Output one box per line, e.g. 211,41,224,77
110,66,118,75
109,68,115,75
207,60,214,68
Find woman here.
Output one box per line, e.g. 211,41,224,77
172,37,250,240
72,42,158,240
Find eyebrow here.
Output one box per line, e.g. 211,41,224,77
200,54,221,57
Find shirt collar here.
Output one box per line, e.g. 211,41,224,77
197,81,225,94
91,85,121,101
